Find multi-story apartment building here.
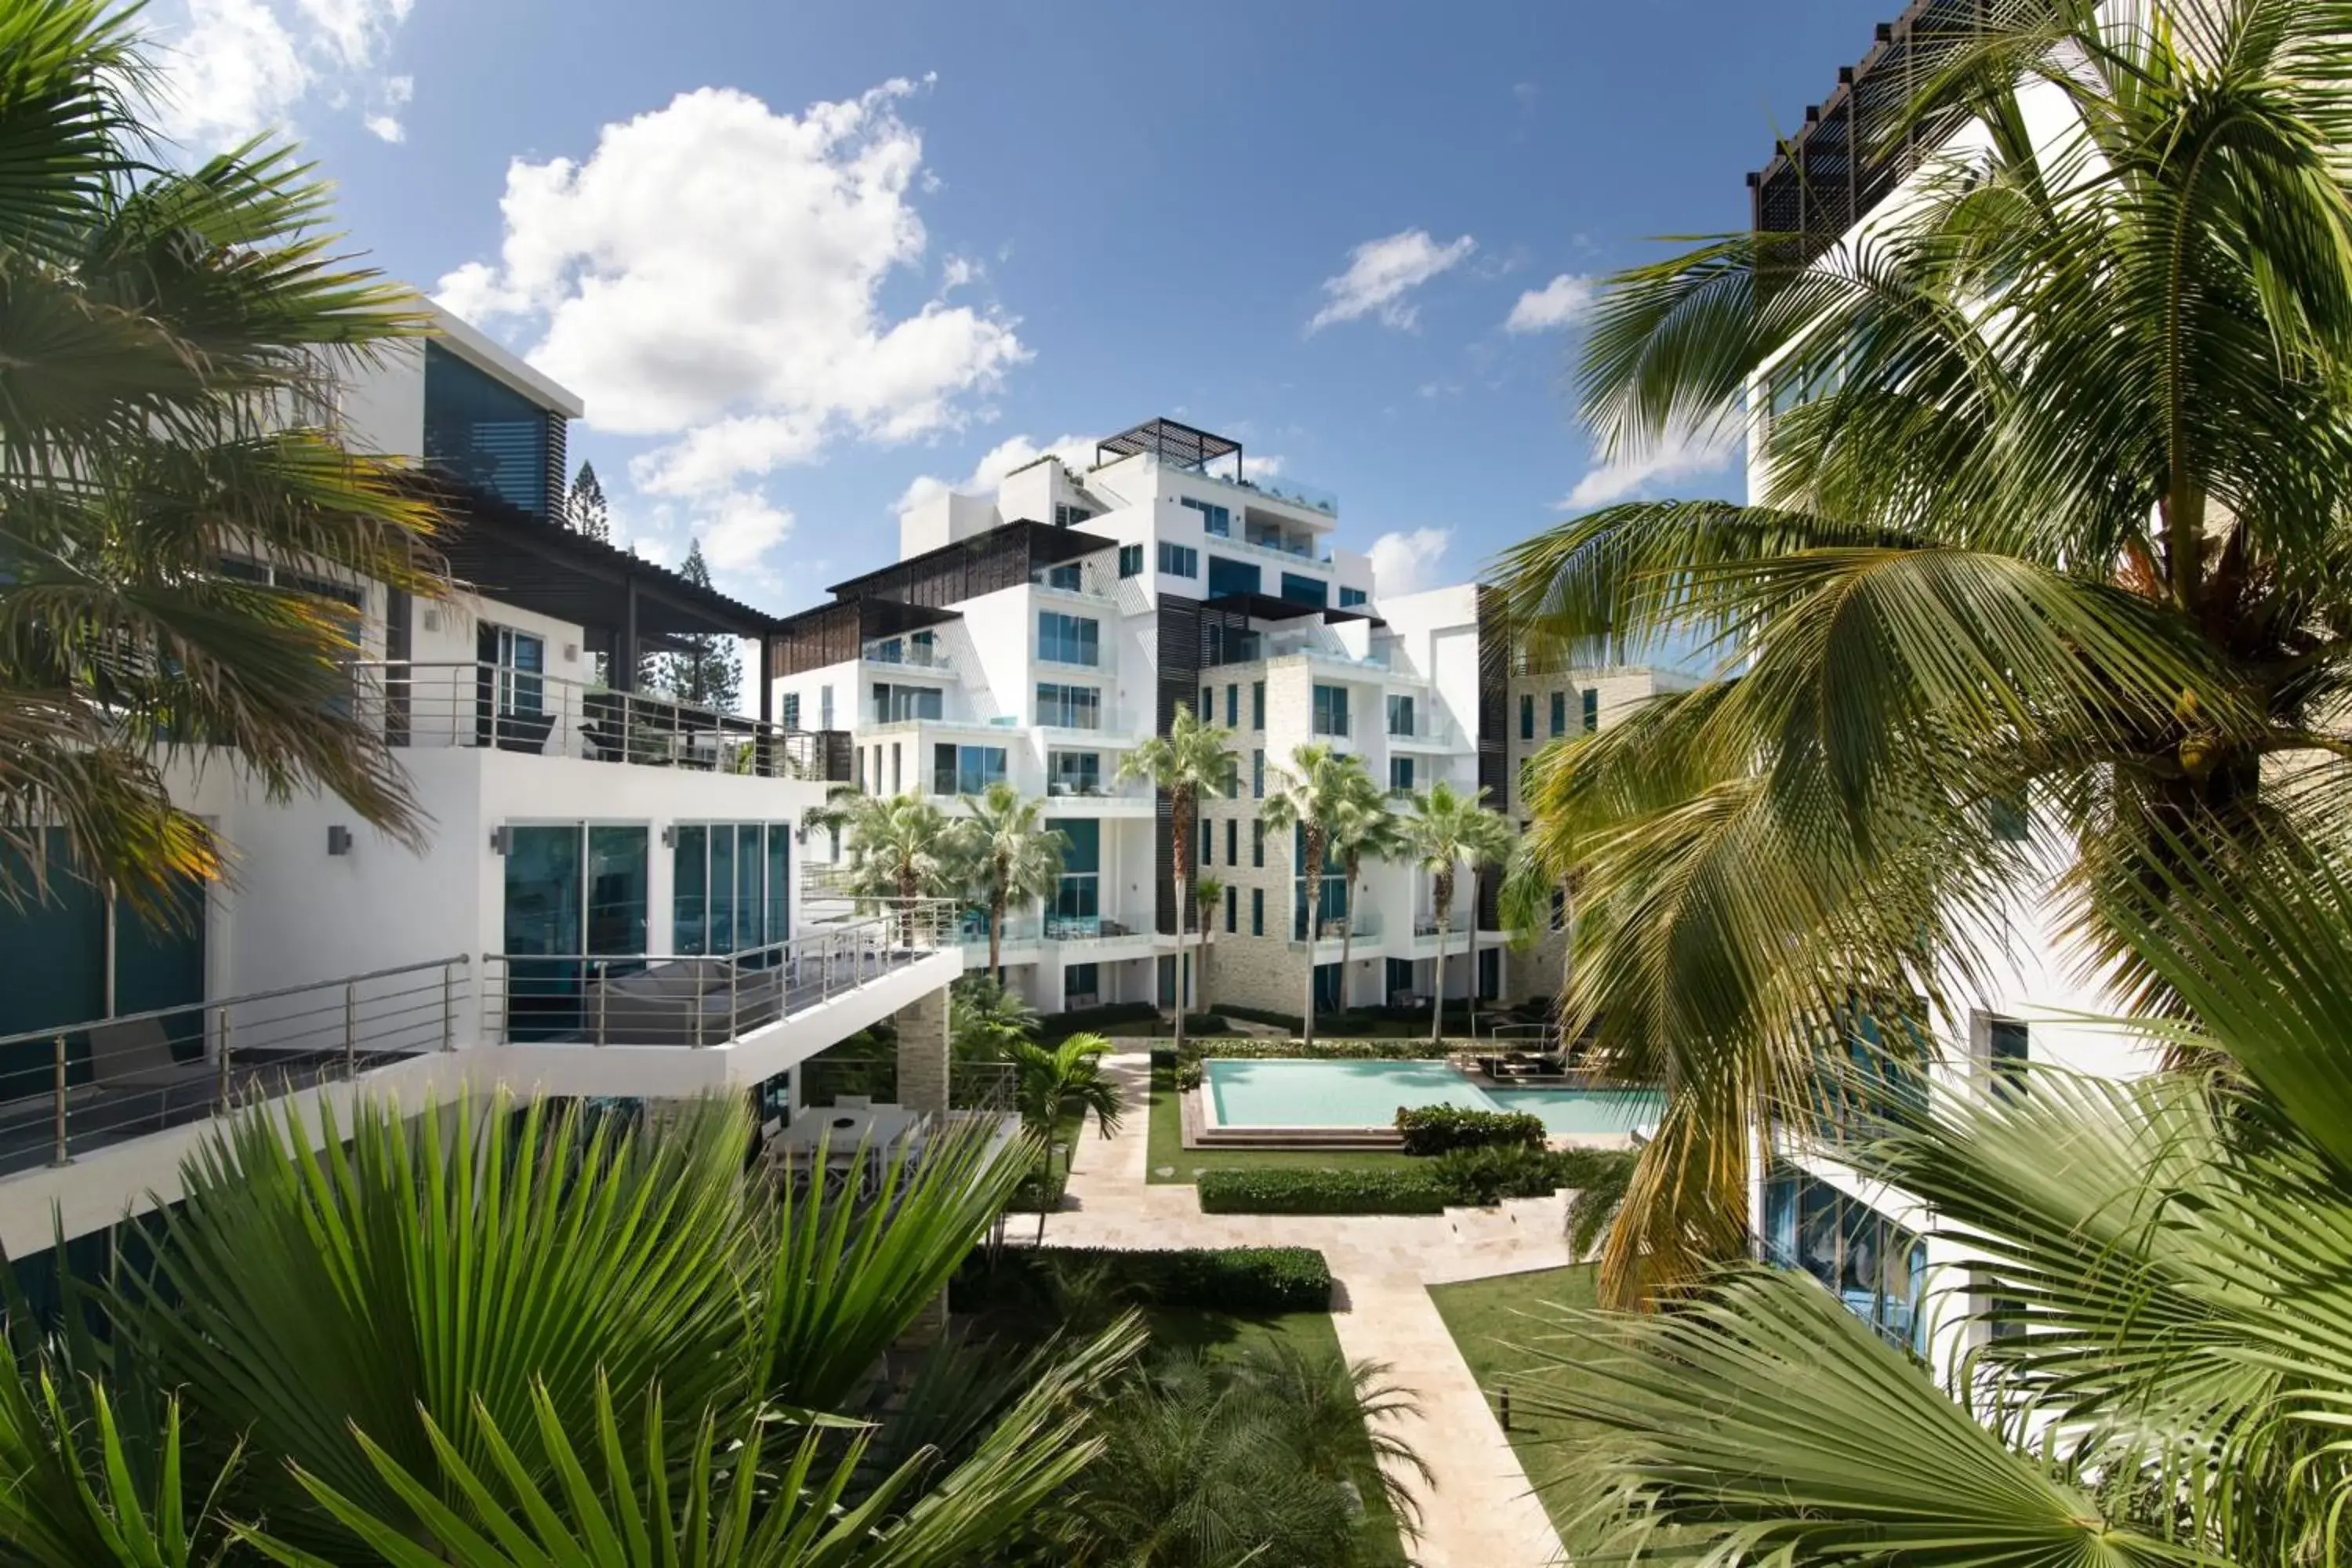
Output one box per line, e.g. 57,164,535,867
1740,1,2161,1358
771,417,1686,1018
0,303,958,1267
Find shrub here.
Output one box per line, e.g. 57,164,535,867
1432,1145,1571,1207
1552,1145,1637,1190
951,1245,1333,1315
1196,1167,1448,1216
1181,1038,1461,1064
1395,1104,1548,1156
1036,1001,1160,1041
1174,1059,1203,1091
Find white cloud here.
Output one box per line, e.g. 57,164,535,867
1240,454,1284,481
145,0,413,152
1307,229,1476,332
699,492,797,576
1367,527,1453,597
439,78,1026,512
895,432,1092,514
364,114,403,142
1505,273,1597,333
1562,420,1741,509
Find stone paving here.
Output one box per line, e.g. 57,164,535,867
1029,1053,1570,1568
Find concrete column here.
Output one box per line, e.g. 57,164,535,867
893,983,949,1114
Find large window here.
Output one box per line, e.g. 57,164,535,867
1207,556,1261,597
873,683,942,723
1386,694,1415,736
931,743,1007,796
1063,962,1101,1003
1118,543,1144,578
1761,1162,1927,1352
1339,586,1368,608
670,822,789,958
1037,611,1100,666
1048,750,1102,796
480,624,545,734
1036,683,1102,729
1279,572,1329,609
1987,1017,2030,1100
1293,823,1348,939
1180,496,1231,535
1052,818,1101,931
503,822,651,1039
1157,542,1199,578
1389,756,1414,796
423,342,561,517
1311,684,1349,737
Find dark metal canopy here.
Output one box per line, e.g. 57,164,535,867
824,517,1105,599
1096,417,1243,481
1199,591,1327,622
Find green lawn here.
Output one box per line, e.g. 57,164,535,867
1426,1265,1605,1538
1144,1067,1421,1184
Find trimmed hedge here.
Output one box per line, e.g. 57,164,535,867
1395,1105,1548,1156
1181,1038,1470,1063
1432,1145,1567,1206
1196,1167,1449,1216
1037,1000,1161,1040
953,1245,1333,1314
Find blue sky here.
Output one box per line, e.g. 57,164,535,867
149,0,1888,611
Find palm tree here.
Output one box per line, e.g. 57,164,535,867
1516,838,2352,1566
1404,783,1515,1045
0,0,452,916
0,1091,1144,1564
1261,744,1377,1047
958,781,1064,981
1494,0,2352,1305
1009,1030,1126,1172
951,972,1039,1061
806,788,961,942
1191,874,1224,1007
1328,786,1406,1011
1117,706,1237,1057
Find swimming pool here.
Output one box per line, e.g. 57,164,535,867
1202,1058,1661,1139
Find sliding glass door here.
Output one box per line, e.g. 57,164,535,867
501,823,648,1039
673,823,792,961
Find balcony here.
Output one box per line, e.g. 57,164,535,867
355,661,840,779
1043,916,1156,953
1265,635,1388,673
1387,713,1457,747
960,916,1043,951
861,639,955,675
1030,559,1120,601
1290,911,1383,951
1215,530,1334,568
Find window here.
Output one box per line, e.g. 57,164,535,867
931,743,1007,796
1583,688,1599,733
1338,586,1368,608
890,742,901,794
500,824,651,1040
1037,611,1100,666
1761,1161,1927,1352
1252,818,1265,866
1279,572,1330,608
1292,823,1348,939
1053,819,1100,929
1200,684,1213,720
1311,684,1349,737
873,683,943,723
1250,887,1265,936
1063,962,1099,1001
1225,684,1239,728
1225,818,1237,865
1043,562,1083,591
1252,749,1265,798
1179,495,1231,535
1200,816,1213,869
1047,750,1102,797
1987,791,2030,842
669,822,789,959
1385,957,1414,1000
1207,556,1261,597
1225,884,1237,933
485,625,545,717
1158,541,1200,578
1551,889,1567,931
819,684,834,728
1389,756,1414,796
1036,683,1102,729
1550,691,1567,737
1053,503,1095,528
1519,694,1534,740
1118,543,1144,579
1251,681,1265,729
423,341,561,517
1386,694,1415,736
780,693,800,729
1987,1017,2029,1100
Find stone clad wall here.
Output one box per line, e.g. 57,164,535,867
892,985,949,1113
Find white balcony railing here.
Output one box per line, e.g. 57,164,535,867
353,661,832,779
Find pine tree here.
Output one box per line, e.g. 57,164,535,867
655,539,742,711
566,461,610,543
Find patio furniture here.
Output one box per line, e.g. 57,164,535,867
88,1016,212,1093
583,959,783,1044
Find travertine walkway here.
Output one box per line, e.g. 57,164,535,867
1030,1053,1570,1568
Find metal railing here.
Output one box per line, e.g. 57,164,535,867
795,1058,1018,1116
484,902,961,1048
1413,913,1472,937
1043,915,1148,945
353,660,825,778
1291,911,1383,948
961,916,1044,949
0,956,469,1174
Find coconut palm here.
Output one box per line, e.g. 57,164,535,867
1519,835,2352,1566
1404,783,1515,1044
1261,745,1377,1047
806,788,961,942
0,1091,1143,1565
1116,705,1237,1057
1191,874,1224,1006
1494,0,2352,1305
0,0,452,916
957,781,1064,981
1328,786,1407,1011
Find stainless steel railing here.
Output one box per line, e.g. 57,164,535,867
483,901,963,1048
351,659,828,778
0,955,469,1172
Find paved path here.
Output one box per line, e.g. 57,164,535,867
1032,1054,1570,1568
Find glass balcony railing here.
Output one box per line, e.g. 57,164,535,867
862,640,953,673
1290,910,1382,948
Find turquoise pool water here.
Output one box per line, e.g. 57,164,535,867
1203,1058,1661,1138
